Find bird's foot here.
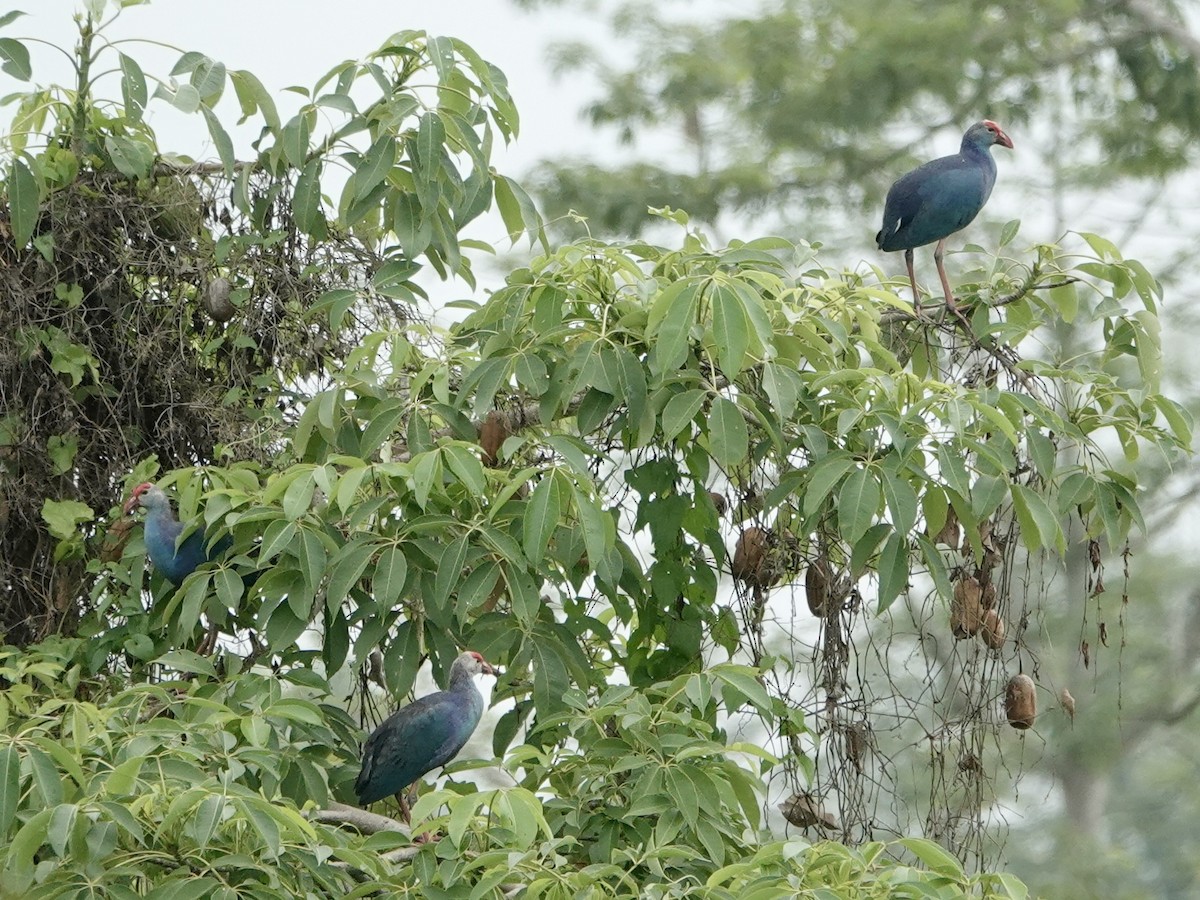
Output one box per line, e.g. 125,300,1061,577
412,831,440,845
944,299,973,330
196,621,220,656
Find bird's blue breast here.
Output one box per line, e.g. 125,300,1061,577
145,512,229,585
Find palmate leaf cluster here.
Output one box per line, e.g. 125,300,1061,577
0,1,1190,896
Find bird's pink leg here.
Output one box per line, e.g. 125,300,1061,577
904,248,921,313
395,790,412,825
933,239,956,310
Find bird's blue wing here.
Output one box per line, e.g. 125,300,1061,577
355,692,472,804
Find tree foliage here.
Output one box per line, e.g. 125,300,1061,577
0,1,1191,895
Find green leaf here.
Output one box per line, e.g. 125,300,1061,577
327,539,374,605
661,389,707,441
200,106,235,175
104,134,154,179
0,37,31,81
358,399,405,455
710,283,749,377
391,192,432,257
707,397,749,468
118,53,147,122
214,566,244,609
292,158,325,237
523,472,562,563
881,469,918,536
998,218,1020,248
899,837,966,881
230,69,280,129
803,454,855,518
355,135,397,201
837,467,880,545
571,483,611,585
1010,482,1064,555
444,444,486,496
40,498,93,540
280,112,311,168
7,157,39,245
0,745,20,837
762,362,800,421
258,519,298,563
298,526,327,591
493,174,543,246
432,535,470,616
373,544,408,608
190,58,226,103
650,281,700,375
876,529,907,612
714,666,773,716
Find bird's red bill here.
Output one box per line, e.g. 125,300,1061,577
982,119,1014,149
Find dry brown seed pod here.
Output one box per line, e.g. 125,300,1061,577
1005,674,1037,729
845,722,868,772
778,792,838,830
933,503,960,548
980,609,1006,650
708,491,728,516
951,573,984,639
731,527,777,589
1059,687,1076,722
202,276,236,323
980,579,997,610
806,553,832,617
478,410,509,467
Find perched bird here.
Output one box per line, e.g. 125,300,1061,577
356,650,496,821
122,482,232,585
876,120,1014,312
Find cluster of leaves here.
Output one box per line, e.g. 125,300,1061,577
0,1,539,644
0,0,1191,893
0,643,1030,897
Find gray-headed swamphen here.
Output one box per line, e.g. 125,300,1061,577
122,482,232,585
356,650,496,822
876,120,1013,313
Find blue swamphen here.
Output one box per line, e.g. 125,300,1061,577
356,650,496,822
122,482,232,585
876,120,1014,312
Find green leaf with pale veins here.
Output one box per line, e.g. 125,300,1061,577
707,397,749,468
6,157,38,245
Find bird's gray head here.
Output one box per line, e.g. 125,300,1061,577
965,120,1014,151
455,650,496,678
122,482,168,515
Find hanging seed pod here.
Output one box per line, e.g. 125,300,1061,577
933,503,960,548
806,552,832,617
478,410,510,467
950,573,984,638
845,722,868,772
708,491,728,517
980,609,1006,650
202,276,236,323
732,527,777,589
778,792,838,830
1005,674,1037,729
1060,687,1076,722
980,579,997,610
